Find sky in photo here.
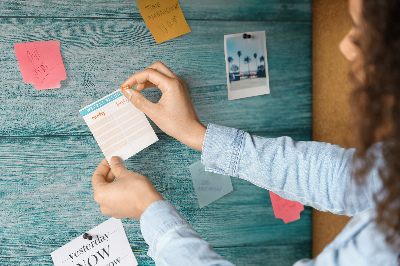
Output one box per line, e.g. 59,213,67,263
226,31,266,73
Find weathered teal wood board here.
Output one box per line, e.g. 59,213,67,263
0,0,311,21
0,19,310,136
0,1,312,265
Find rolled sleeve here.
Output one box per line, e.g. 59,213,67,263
201,123,245,176
200,124,380,216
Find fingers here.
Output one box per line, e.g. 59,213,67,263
92,159,110,188
121,89,158,116
147,61,178,79
109,156,130,179
135,81,156,92
124,62,179,92
120,68,173,94
105,169,116,183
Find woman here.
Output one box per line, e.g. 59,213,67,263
91,0,400,264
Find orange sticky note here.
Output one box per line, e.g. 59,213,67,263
14,41,67,90
137,0,191,44
269,191,304,224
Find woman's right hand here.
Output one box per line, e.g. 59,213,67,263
120,61,207,152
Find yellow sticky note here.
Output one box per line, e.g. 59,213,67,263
137,0,191,44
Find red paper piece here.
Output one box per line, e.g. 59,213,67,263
14,41,67,90
269,191,304,224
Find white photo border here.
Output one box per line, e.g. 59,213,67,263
224,30,270,100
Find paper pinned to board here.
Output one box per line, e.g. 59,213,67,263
269,191,304,224
189,161,233,208
137,0,191,44
79,90,158,163
14,41,67,90
51,218,138,266
224,31,270,100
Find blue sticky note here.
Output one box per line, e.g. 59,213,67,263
189,161,233,208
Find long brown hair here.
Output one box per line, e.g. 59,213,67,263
350,0,400,252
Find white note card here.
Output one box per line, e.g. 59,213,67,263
189,161,234,208
51,218,138,266
79,90,158,162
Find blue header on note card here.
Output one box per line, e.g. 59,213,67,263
79,91,123,116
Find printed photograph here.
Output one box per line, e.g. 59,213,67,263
224,30,270,100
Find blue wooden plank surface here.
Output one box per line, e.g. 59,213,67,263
0,19,311,136
0,0,311,21
0,0,312,265
0,135,311,265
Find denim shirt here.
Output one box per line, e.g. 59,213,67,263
140,124,399,265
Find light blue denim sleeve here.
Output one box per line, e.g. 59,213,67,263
201,124,382,216
140,200,235,266
294,210,399,266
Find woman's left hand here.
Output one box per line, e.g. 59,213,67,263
91,157,164,219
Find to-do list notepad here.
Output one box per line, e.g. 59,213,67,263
80,90,158,162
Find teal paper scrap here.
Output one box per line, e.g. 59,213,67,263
189,161,233,208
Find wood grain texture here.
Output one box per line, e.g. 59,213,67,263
0,18,311,136
1,245,312,266
216,244,311,266
0,135,311,265
0,0,311,21
0,0,312,264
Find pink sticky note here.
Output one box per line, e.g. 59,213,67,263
14,41,67,90
269,191,304,224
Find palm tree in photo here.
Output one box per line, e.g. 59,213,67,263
258,55,267,77
227,56,234,73
244,56,251,77
259,55,266,77
231,64,239,73
253,53,258,74
237,51,242,77
260,55,265,71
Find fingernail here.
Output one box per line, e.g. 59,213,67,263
124,89,133,100
110,156,122,165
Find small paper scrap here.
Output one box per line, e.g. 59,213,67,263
14,41,67,90
269,191,304,224
51,218,138,266
137,0,191,44
79,90,158,162
189,161,233,208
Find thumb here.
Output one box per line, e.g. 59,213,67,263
122,88,155,115
109,156,130,179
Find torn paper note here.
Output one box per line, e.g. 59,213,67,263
14,41,67,90
137,0,191,44
51,218,138,266
79,90,158,162
189,161,233,208
269,191,304,224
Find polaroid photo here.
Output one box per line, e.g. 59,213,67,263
224,30,270,100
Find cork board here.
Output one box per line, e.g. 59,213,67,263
312,0,353,257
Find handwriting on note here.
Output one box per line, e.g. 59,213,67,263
189,161,233,208
269,191,304,224
79,90,158,163
137,0,191,44
14,41,67,90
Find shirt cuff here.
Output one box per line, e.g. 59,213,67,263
201,123,245,177
140,200,192,259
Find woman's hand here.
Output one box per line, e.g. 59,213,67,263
91,157,164,220
120,61,207,152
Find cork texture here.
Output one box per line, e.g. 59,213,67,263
312,0,353,257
